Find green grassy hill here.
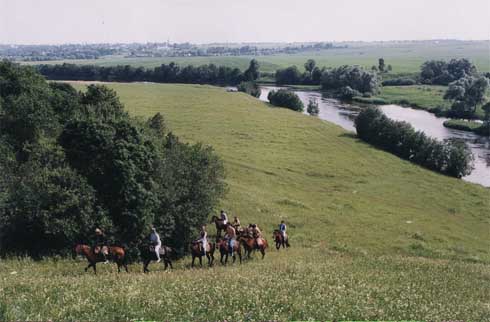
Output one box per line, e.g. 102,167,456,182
91,82,489,261
1,82,489,320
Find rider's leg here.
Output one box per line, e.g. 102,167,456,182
155,244,161,262
230,239,235,256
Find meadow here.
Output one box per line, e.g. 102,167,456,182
23,41,490,74
1,82,489,320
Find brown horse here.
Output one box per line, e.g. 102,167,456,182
190,241,215,267
74,244,128,274
273,230,290,250
210,215,227,237
239,236,268,259
216,238,242,265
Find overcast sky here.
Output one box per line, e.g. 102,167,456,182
1,0,489,44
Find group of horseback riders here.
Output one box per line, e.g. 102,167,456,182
86,209,289,270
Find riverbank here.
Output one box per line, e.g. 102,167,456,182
443,119,489,135
353,85,451,116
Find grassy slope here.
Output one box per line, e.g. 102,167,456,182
1,83,489,320
97,83,489,259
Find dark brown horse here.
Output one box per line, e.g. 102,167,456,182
273,230,290,250
239,236,268,259
141,244,174,273
210,215,227,237
74,244,128,274
216,238,242,265
190,241,215,267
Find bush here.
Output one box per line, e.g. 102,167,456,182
420,59,478,85
307,99,319,116
237,81,261,98
339,86,360,100
267,89,304,112
382,78,417,86
321,65,379,94
355,107,473,178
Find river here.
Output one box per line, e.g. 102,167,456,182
259,86,490,187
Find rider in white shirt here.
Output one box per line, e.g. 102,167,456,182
150,226,162,263
220,210,228,225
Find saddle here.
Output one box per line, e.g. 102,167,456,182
94,245,108,255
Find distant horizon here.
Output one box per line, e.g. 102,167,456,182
1,0,488,45
1,38,489,46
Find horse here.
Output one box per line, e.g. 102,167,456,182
141,244,174,273
73,244,128,274
210,215,227,237
239,235,268,259
216,238,242,265
190,240,215,267
273,230,290,250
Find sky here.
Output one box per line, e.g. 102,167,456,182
1,0,489,44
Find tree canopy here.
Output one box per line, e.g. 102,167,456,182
0,61,225,258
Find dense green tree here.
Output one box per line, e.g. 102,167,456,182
237,81,261,98
444,76,489,118
0,61,226,258
243,59,260,81
267,89,304,112
304,59,316,76
321,65,379,94
355,107,473,178
307,99,319,116
421,59,478,85
147,112,167,137
378,58,385,73
275,66,303,85
0,141,105,257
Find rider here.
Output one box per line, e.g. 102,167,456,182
93,228,108,264
196,225,208,255
279,220,287,241
224,223,236,256
232,216,241,231
220,210,228,225
251,224,263,248
149,226,162,263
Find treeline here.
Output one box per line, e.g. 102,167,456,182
37,59,261,85
275,60,379,96
355,107,473,178
0,61,225,259
421,58,478,85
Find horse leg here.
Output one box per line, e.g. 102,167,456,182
167,257,173,269
199,255,203,267
206,253,211,266
238,250,242,264
92,263,97,275
261,248,265,259
192,255,195,268
143,259,149,273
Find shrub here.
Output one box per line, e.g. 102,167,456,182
321,65,379,94
307,99,319,116
267,89,304,112
382,78,417,86
355,107,473,178
237,81,261,98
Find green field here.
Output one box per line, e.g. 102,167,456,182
1,82,489,320
23,41,490,74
